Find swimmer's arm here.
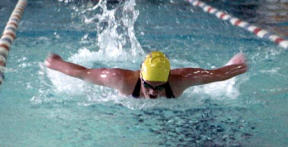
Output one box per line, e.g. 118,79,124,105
79,68,137,91
173,63,247,88
45,54,88,78
195,64,247,84
45,54,136,93
173,53,248,87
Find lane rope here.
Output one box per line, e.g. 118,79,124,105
186,0,288,49
0,0,27,85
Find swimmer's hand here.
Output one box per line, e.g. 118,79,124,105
45,53,63,69
225,53,248,74
225,53,246,66
44,53,88,78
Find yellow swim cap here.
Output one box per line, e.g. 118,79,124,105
141,51,170,82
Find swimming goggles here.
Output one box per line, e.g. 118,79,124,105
141,78,166,91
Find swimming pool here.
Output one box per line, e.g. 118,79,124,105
1,0,288,146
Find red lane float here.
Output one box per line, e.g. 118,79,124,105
0,0,27,85
186,0,288,49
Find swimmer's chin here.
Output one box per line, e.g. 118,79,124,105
149,95,158,99
119,92,160,99
143,95,162,99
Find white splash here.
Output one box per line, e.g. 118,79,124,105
44,0,144,97
46,67,89,95
81,0,144,60
192,77,240,100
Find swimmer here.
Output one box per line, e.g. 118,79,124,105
45,51,247,98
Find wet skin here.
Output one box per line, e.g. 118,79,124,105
45,53,247,98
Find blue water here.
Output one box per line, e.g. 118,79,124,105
1,0,288,146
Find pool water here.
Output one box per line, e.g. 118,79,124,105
1,0,288,146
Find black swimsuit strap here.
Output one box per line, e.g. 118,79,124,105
164,82,175,98
132,78,175,98
132,78,141,98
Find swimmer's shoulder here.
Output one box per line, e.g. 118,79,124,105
115,69,140,95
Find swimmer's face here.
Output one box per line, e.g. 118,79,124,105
141,79,166,99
